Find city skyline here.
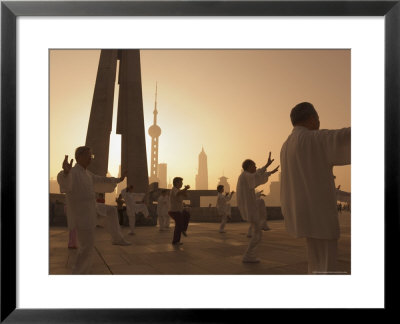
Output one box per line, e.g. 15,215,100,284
50,49,351,194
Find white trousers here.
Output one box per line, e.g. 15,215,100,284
306,238,338,274
159,212,170,229
104,207,125,242
73,228,95,274
243,219,262,260
247,199,269,235
219,213,228,232
127,211,136,233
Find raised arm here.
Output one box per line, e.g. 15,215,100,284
57,155,74,193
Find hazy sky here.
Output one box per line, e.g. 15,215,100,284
50,49,351,194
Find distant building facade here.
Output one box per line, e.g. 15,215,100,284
49,179,61,194
265,172,281,206
217,176,230,192
158,163,167,189
195,147,208,190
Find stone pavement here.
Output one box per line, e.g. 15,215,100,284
49,211,351,275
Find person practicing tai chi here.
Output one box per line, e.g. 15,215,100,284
121,185,149,235
168,177,191,246
236,153,279,263
157,189,170,231
280,102,350,274
57,146,125,274
216,185,234,233
247,190,270,238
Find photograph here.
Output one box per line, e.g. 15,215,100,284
49,49,351,275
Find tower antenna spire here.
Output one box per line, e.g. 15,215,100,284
153,82,158,125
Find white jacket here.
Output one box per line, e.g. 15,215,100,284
236,166,269,222
280,126,351,239
57,164,119,230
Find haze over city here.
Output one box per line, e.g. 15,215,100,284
50,49,350,194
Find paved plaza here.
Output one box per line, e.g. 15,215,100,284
49,211,351,275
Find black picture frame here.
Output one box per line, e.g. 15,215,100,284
1,0,399,322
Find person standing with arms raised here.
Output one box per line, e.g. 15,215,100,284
57,146,125,274
169,177,191,246
236,153,279,263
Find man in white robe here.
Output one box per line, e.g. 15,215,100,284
121,186,149,235
157,190,170,231
57,146,125,274
280,102,351,274
216,185,234,233
236,153,279,263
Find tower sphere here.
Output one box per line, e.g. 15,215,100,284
148,124,161,137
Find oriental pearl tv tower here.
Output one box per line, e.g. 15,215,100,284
148,83,162,184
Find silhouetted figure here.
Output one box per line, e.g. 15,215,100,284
280,102,351,274
95,193,106,228
116,194,125,225
57,146,125,274
121,185,149,235
49,201,55,225
157,189,170,231
236,153,279,263
216,185,234,233
168,177,191,245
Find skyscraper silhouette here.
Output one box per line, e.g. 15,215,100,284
158,163,167,189
148,83,161,184
218,175,230,193
195,147,208,190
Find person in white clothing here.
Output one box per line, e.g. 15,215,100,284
236,153,279,263
57,146,125,274
157,190,170,231
280,102,350,274
216,185,234,233
95,193,131,246
247,190,270,238
121,185,149,235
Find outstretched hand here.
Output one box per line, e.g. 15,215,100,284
119,171,127,182
184,185,190,190
265,152,274,168
62,155,73,174
269,165,280,175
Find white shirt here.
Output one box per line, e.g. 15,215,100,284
236,166,270,222
280,126,351,239
169,187,186,212
216,192,232,215
157,195,170,216
57,164,120,230
121,189,146,215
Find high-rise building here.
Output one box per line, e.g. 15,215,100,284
158,163,167,189
195,147,208,190
217,176,230,192
148,84,162,185
265,172,281,206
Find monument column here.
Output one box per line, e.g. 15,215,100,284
116,50,149,193
85,50,118,176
